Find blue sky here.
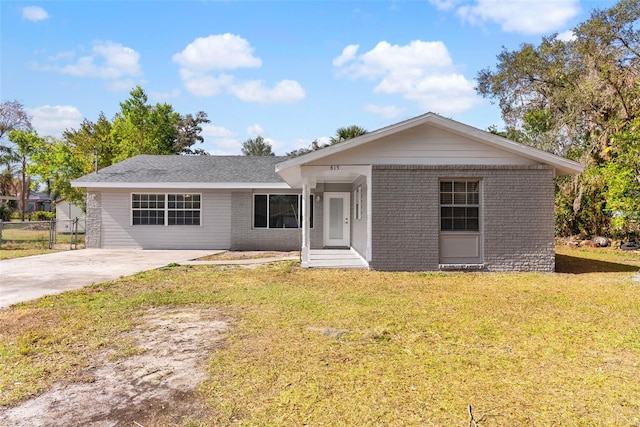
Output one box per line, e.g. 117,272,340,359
2,0,613,155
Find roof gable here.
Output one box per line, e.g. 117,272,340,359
276,113,584,184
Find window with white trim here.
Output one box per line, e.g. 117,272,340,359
168,194,201,225
253,194,313,228
354,186,363,220
440,180,479,231
132,193,201,226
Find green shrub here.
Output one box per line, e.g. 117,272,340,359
0,205,12,222
31,211,55,221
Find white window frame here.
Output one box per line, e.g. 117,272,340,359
131,193,202,226
253,193,314,229
354,186,363,220
439,180,480,232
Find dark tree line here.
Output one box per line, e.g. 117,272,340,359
477,0,640,238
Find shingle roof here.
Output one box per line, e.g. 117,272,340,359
73,155,286,184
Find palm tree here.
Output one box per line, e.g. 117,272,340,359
285,125,368,158
8,130,41,220
330,125,367,145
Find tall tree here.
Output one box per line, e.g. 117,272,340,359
110,87,210,159
29,115,114,207
27,87,210,205
111,86,182,160
476,0,640,237
241,136,275,156
601,117,640,235
0,100,32,141
0,101,32,195
176,111,211,155
8,130,41,219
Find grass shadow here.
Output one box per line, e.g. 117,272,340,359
556,254,640,274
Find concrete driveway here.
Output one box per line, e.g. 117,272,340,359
0,249,217,309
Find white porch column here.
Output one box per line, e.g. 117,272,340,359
366,165,372,262
301,180,310,267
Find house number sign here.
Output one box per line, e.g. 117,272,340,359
330,165,340,170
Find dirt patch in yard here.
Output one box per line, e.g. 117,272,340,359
195,250,299,261
0,306,229,427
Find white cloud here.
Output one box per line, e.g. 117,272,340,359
39,41,142,91
337,40,453,80
557,30,577,42
57,41,141,79
174,34,305,104
316,136,332,146
179,70,234,97
22,6,49,22
172,34,261,72
246,124,264,137
200,124,240,155
267,138,285,155
28,105,83,138
201,124,236,138
92,42,142,77
455,0,580,34
230,80,305,104
364,104,402,119
333,44,359,67
334,40,481,115
47,50,75,62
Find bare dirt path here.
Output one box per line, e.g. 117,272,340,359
0,307,229,427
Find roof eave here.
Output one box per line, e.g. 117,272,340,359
276,112,584,178
275,113,436,173
71,181,291,189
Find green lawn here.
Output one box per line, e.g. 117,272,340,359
1,246,639,425
1,228,84,259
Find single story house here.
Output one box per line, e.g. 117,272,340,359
72,113,584,272
27,191,53,213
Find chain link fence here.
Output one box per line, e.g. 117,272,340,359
0,218,85,250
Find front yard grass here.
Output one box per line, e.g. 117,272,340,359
0,244,55,259
1,247,639,425
1,232,84,259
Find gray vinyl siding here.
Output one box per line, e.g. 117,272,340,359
97,188,231,249
369,165,555,272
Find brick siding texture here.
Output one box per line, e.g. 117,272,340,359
230,192,301,251
370,165,555,272
85,191,102,248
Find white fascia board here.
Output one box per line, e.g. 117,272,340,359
274,112,584,177
71,181,292,189
445,123,584,176
420,116,584,176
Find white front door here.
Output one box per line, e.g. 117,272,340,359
323,192,350,247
